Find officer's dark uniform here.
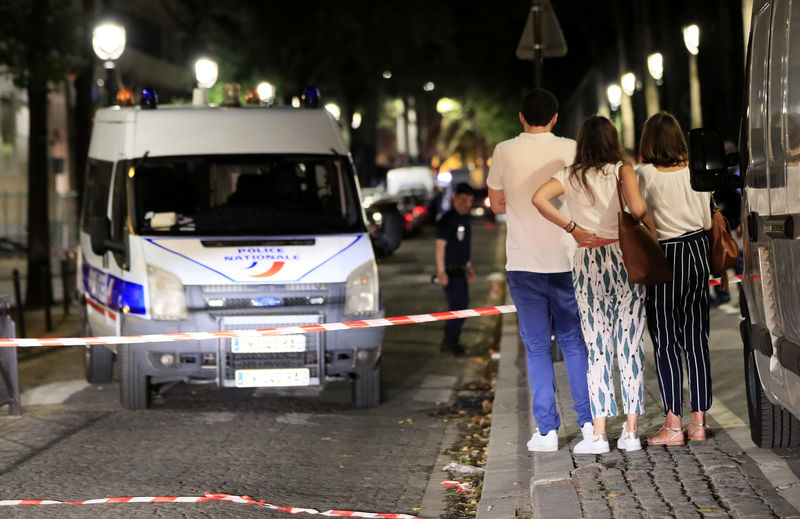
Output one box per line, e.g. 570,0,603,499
437,207,471,351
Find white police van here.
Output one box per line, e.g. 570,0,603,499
689,0,800,447
78,90,382,409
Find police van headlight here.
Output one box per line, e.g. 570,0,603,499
147,265,187,320
344,260,379,315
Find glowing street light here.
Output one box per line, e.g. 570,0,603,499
683,24,700,55
382,70,392,79
436,97,459,114
423,81,435,92
621,72,636,96
684,24,702,127
647,52,664,81
256,81,275,104
351,112,362,129
92,22,126,106
92,23,126,61
324,103,341,121
607,84,622,110
194,58,218,89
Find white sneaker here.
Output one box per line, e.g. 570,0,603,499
527,428,558,452
581,422,594,441
574,432,610,454
616,423,641,452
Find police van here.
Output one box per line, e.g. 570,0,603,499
78,88,383,409
689,0,800,447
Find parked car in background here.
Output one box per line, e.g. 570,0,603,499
361,187,404,257
470,186,495,222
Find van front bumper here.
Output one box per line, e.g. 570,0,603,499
120,309,383,387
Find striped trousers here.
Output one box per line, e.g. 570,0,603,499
646,229,712,416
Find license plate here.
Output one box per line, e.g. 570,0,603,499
231,335,306,353
234,368,310,388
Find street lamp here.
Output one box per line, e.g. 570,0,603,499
324,103,341,121
684,24,703,128
645,52,663,116
194,58,218,88
621,73,636,97
256,82,275,105
607,84,622,110
647,52,663,82
92,22,126,106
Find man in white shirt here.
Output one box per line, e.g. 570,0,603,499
487,89,592,452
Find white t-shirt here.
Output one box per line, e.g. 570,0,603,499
487,132,576,273
553,162,625,239
637,163,712,240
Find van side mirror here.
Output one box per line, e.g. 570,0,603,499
89,216,126,256
687,129,743,191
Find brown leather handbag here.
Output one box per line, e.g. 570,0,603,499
707,198,740,289
616,179,672,285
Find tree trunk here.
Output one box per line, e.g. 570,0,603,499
73,0,95,211
25,0,51,308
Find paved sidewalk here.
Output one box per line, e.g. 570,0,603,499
477,303,800,518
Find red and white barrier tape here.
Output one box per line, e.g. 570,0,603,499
708,273,744,287
0,491,421,518
0,272,744,349
0,305,517,348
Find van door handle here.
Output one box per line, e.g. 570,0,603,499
762,214,800,240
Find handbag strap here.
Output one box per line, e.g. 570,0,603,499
615,162,626,212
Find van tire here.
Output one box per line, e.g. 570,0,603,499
120,345,151,410
743,320,800,448
354,366,380,408
85,346,114,384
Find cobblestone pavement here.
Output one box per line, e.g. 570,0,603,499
0,222,506,518
544,288,800,519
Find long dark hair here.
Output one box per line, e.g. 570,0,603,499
639,111,688,167
568,115,627,203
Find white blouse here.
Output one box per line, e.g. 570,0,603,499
637,163,712,240
553,162,625,239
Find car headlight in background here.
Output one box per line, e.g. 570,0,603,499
344,259,379,315
372,211,383,223
147,264,187,320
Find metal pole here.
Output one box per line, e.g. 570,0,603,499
60,257,70,316
12,269,25,338
532,3,543,88
42,265,52,332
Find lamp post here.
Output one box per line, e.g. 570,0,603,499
619,73,636,149
645,52,663,117
193,58,218,105
683,24,702,128
92,22,126,106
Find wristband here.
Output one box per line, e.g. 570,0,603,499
567,222,577,233
563,219,574,231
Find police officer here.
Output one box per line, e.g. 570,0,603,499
435,182,475,355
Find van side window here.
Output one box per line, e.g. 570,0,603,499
768,0,790,204
80,159,113,231
747,3,772,214
110,163,130,268
784,0,800,214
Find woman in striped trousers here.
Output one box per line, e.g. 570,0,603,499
637,112,713,445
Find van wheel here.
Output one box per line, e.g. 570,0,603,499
85,346,114,384
743,321,800,447
81,316,115,384
353,365,380,408
120,345,151,410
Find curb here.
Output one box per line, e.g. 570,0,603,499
476,295,582,519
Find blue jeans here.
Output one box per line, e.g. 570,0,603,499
507,271,592,434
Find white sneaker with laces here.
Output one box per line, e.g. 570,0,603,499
573,432,610,454
617,423,642,451
527,428,558,452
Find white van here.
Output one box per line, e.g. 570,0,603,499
78,101,383,409
689,0,800,447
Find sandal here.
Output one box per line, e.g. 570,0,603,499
687,422,707,441
647,426,685,446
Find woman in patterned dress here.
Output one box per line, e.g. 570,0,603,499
533,115,648,454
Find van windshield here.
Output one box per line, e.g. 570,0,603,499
129,154,364,236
